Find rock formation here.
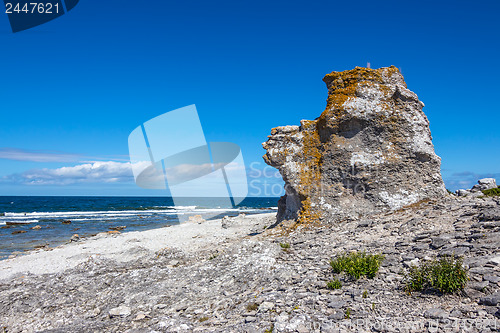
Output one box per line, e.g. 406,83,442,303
263,66,446,222
457,178,498,197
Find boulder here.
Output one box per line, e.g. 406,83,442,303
188,215,205,224
471,178,497,192
108,305,131,318
456,189,470,197
221,213,246,229
263,66,446,222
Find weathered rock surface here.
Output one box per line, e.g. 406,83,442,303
457,177,499,197
1,195,499,333
263,66,446,222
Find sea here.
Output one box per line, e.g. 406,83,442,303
0,196,279,260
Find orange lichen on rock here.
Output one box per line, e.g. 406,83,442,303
263,65,446,223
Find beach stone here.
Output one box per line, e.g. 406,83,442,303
109,305,131,318
480,292,500,306
62,220,71,224
470,281,489,291
328,300,346,309
30,225,42,230
134,311,150,321
328,312,345,320
188,215,205,224
471,178,497,192
263,66,446,222
483,275,500,283
488,256,500,266
11,230,27,235
430,236,449,249
439,246,469,257
357,220,372,227
480,207,500,222
107,230,120,235
258,302,274,312
109,226,126,231
221,214,246,229
423,308,448,319
70,234,80,242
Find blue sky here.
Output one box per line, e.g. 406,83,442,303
0,0,499,196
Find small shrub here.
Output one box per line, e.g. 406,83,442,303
280,242,290,249
208,254,218,260
246,302,259,311
326,278,342,290
199,316,209,322
345,307,351,319
482,188,500,197
330,251,385,280
446,189,454,195
403,255,468,294
362,290,368,298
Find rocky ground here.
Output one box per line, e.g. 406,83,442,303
1,195,500,332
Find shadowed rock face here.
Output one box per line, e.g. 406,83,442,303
263,66,446,222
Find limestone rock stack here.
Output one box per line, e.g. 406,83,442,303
263,66,446,222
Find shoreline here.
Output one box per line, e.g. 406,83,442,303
1,197,499,333
0,212,276,281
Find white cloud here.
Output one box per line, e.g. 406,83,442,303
444,171,500,191
2,161,135,185
0,148,81,163
2,160,250,188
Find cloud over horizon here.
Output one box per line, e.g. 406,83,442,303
2,161,135,185
444,171,500,191
0,148,82,163
1,160,251,188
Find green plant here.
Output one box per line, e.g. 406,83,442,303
482,187,500,197
345,307,351,319
403,255,468,294
246,302,259,311
326,278,342,290
208,254,218,260
371,302,376,311
330,251,385,280
199,316,209,322
264,323,274,333
280,242,290,249
446,189,454,195
362,290,368,298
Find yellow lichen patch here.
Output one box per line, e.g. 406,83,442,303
297,197,322,225
395,198,434,213
295,121,324,224
321,66,401,126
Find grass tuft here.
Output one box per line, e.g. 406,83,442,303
345,307,351,319
482,187,500,197
330,251,385,280
326,278,342,290
403,255,468,294
246,302,259,311
279,242,290,249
